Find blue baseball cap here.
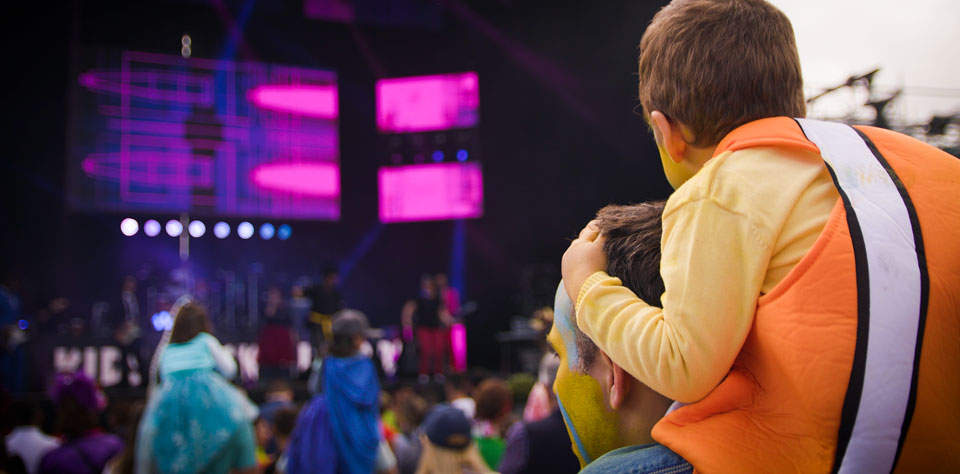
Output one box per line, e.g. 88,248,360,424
423,404,473,450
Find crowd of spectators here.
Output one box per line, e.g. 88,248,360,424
2,303,582,474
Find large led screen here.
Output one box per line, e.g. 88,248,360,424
378,163,483,223
376,72,479,133
67,50,340,220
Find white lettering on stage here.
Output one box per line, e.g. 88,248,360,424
99,346,121,387
52,341,316,387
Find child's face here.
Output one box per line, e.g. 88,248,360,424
255,418,272,446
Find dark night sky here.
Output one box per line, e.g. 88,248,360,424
0,0,670,368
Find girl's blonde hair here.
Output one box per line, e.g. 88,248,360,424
414,434,493,474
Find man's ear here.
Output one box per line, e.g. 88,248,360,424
599,352,633,409
650,110,687,163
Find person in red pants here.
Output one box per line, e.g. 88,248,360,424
402,275,453,383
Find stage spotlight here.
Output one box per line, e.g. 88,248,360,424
213,222,231,239
278,224,292,240
17,320,28,330
260,223,275,240
166,219,183,237
238,222,254,239
432,150,445,162
144,220,161,237
120,218,139,236
188,220,206,238
151,311,173,331
456,149,468,162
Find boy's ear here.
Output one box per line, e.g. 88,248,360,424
650,111,687,163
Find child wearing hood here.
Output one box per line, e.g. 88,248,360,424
287,309,385,474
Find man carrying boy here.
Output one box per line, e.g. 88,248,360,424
550,202,692,473
562,0,960,472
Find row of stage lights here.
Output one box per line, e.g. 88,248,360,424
390,149,470,166
120,218,292,240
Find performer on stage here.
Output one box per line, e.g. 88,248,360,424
114,276,144,388
402,275,454,382
306,267,344,358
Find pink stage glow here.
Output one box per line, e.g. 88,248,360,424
376,72,479,133
251,162,340,197
378,162,483,222
450,323,467,372
247,85,339,118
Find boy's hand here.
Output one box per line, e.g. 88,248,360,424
562,220,607,311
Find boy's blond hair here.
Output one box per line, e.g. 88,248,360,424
638,0,805,147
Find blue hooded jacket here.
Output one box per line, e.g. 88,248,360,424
286,394,337,474
323,355,381,474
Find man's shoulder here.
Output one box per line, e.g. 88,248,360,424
581,443,692,474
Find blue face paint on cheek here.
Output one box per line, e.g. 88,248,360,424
556,395,593,465
554,281,580,370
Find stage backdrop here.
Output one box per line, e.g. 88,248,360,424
67,50,341,220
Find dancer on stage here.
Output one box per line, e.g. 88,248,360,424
402,275,454,382
306,267,345,358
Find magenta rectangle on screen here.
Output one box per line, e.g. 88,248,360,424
376,72,479,133
67,50,341,220
378,163,484,222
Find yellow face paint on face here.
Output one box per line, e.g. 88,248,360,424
658,143,695,189
553,358,624,467
548,282,623,467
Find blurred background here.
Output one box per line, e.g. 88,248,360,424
1,0,957,394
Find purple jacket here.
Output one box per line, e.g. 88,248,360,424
38,432,123,474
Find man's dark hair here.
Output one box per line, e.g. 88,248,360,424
575,201,666,370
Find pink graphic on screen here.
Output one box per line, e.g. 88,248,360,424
247,85,339,118
378,162,483,222
251,162,340,197
376,72,479,133
68,50,341,219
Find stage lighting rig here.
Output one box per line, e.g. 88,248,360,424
866,89,902,129
807,68,881,104
927,114,958,136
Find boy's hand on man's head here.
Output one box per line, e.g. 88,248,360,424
562,220,607,314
